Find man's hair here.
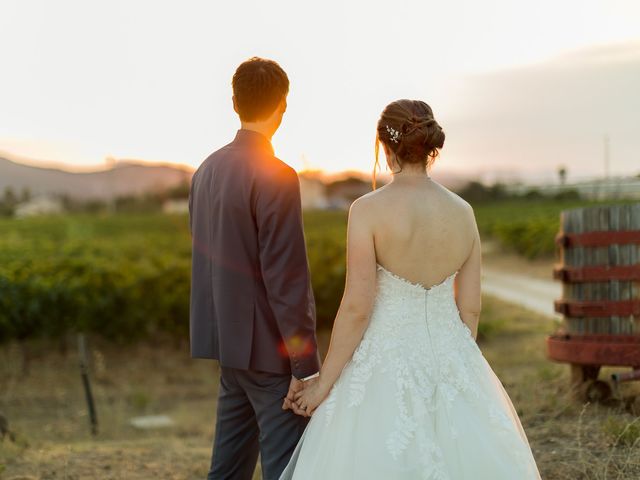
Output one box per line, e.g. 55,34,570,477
232,57,290,122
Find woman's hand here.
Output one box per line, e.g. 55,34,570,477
294,378,331,417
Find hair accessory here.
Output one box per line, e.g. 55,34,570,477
385,125,401,143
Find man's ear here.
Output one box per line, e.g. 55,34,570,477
232,96,239,114
279,96,287,114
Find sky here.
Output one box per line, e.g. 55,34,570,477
1,0,639,184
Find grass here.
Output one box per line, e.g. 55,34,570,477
1,297,639,479
603,415,640,447
3,198,632,346
0,335,218,479
479,296,640,480
472,198,638,259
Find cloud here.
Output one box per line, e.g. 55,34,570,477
442,40,640,183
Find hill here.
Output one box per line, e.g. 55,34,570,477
0,157,194,199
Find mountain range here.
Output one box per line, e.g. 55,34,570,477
0,156,194,200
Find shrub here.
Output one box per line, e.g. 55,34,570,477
0,212,348,343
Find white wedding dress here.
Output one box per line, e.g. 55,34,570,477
280,263,541,480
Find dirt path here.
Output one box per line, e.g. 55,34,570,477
482,266,563,320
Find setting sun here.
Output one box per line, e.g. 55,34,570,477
1,0,639,183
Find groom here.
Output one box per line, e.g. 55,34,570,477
189,57,321,480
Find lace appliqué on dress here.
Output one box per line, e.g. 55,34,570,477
321,266,520,479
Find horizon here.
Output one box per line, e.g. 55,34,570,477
3,151,639,190
1,0,640,185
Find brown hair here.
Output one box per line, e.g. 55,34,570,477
232,57,290,122
373,99,445,188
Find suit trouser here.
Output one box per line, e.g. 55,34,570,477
208,366,309,480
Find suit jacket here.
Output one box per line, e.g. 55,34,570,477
189,129,320,379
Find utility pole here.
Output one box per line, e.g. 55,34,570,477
604,134,610,181
602,134,611,200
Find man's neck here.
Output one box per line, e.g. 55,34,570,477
240,122,275,141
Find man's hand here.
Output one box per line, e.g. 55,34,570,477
282,377,307,416
294,376,328,417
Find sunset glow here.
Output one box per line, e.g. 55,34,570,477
1,0,639,183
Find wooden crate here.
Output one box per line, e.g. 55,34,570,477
546,203,640,400
553,204,640,334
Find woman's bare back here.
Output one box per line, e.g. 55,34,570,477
356,174,482,337
367,176,476,288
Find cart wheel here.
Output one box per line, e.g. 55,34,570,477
570,364,603,400
583,380,612,403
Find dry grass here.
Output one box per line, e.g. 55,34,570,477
1,298,639,479
480,295,640,480
0,336,222,479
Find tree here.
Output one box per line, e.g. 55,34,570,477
20,187,31,203
166,180,191,200
557,165,567,186
3,187,17,206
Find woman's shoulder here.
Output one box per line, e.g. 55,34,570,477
344,186,391,227
433,183,477,227
433,181,473,211
349,183,391,211
349,179,474,218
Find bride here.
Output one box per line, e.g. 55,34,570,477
280,99,541,479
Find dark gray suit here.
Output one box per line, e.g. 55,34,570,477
189,129,320,479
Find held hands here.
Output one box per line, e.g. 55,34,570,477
293,377,330,417
282,375,331,417
282,377,307,416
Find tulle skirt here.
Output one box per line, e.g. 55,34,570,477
280,348,541,480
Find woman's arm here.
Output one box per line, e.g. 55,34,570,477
295,197,378,415
454,204,482,339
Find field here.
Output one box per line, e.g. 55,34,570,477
0,211,348,347
473,198,638,259
1,197,631,345
2,295,639,479
1,198,639,479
